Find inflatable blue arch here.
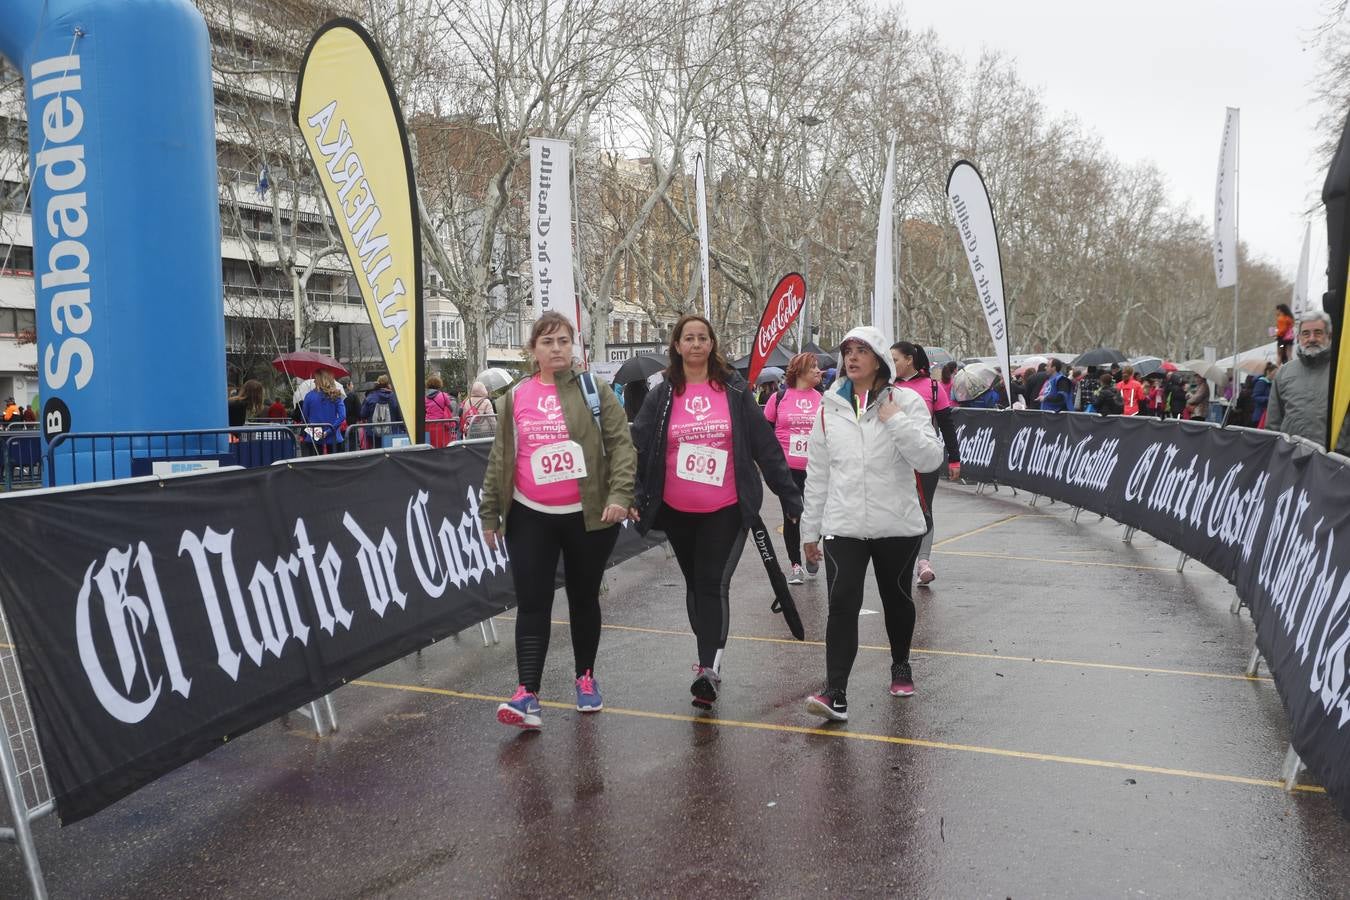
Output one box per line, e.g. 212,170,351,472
0,0,226,481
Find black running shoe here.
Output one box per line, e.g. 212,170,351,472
805,689,848,721
690,666,721,709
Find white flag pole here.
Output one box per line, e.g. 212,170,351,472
695,154,712,320
872,138,896,344
1294,220,1312,316
1232,112,1241,398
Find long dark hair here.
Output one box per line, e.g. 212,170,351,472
891,341,931,378
1276,303,1293,318
666,314,734,395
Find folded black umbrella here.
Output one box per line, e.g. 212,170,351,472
748,515,804,641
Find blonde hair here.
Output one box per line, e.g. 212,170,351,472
313,369,342,400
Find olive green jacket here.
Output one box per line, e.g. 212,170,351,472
479,369,637,533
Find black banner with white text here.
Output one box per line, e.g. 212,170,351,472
0,443,661,824
953,408,1350,818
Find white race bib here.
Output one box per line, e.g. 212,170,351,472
676,442,728,487
789,433,809,458
530,440,587,484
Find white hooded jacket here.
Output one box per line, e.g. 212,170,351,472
800,326,946,543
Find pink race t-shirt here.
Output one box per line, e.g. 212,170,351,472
664,383,738,513
765,388,821,471
512,376,582,508
895,375,951,416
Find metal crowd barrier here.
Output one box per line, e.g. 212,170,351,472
2,434,42,492
0,603,54,899
43,425,307,486
347,421,410,451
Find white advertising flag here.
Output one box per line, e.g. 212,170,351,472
529,138,579,347
1293,221,1312,316
696,154,712,319
1213,108,1240,289
946,161,1012,387
872,138,896,344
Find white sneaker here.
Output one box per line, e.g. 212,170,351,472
788,564,805,584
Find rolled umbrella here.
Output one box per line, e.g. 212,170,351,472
748,516,803,641
1070,347,1128,367
272,350,348,380
613,352,667,384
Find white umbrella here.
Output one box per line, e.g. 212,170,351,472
755,366,785,385
951,362,998,402
1178,360,1230,386
474,368,515,393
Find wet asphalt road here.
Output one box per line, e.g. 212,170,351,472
4,482,1350,898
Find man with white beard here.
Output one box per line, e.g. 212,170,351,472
1265,311,1350,450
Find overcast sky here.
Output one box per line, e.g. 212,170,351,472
900,0,1334,285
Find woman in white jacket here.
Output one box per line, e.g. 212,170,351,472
802,326,945,722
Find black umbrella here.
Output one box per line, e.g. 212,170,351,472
1070,347,1128,367
803,340,836,369
613,352,667,384
730,345,794,371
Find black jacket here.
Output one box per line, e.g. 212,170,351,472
632,375,802,533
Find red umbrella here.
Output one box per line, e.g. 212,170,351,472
1161,361,1178,373
272,351,349,380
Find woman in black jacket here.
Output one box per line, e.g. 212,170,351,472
632,314,802,709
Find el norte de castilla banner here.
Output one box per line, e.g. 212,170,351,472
0,444,664,824
953,408,1350,819
295,19,424,441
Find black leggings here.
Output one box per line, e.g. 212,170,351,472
823,534,922,693
658,504,748,668
780,468,808,566
506,503,620,693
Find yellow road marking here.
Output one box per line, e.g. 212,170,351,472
350,678,1322,795
571,621,1272,684
931,514,1022,549
934,549,1176,572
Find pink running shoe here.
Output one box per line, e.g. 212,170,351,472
916,559,936,585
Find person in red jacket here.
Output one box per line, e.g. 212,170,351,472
1117,366,1144,416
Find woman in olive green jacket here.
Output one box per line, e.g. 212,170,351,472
480,312,637,730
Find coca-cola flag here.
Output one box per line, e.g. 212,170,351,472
747,273,807,387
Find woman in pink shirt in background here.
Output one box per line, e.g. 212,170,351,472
764,352,822,584
891,341,962,586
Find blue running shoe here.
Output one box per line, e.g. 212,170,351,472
497,685,542,729
576,670,603,712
